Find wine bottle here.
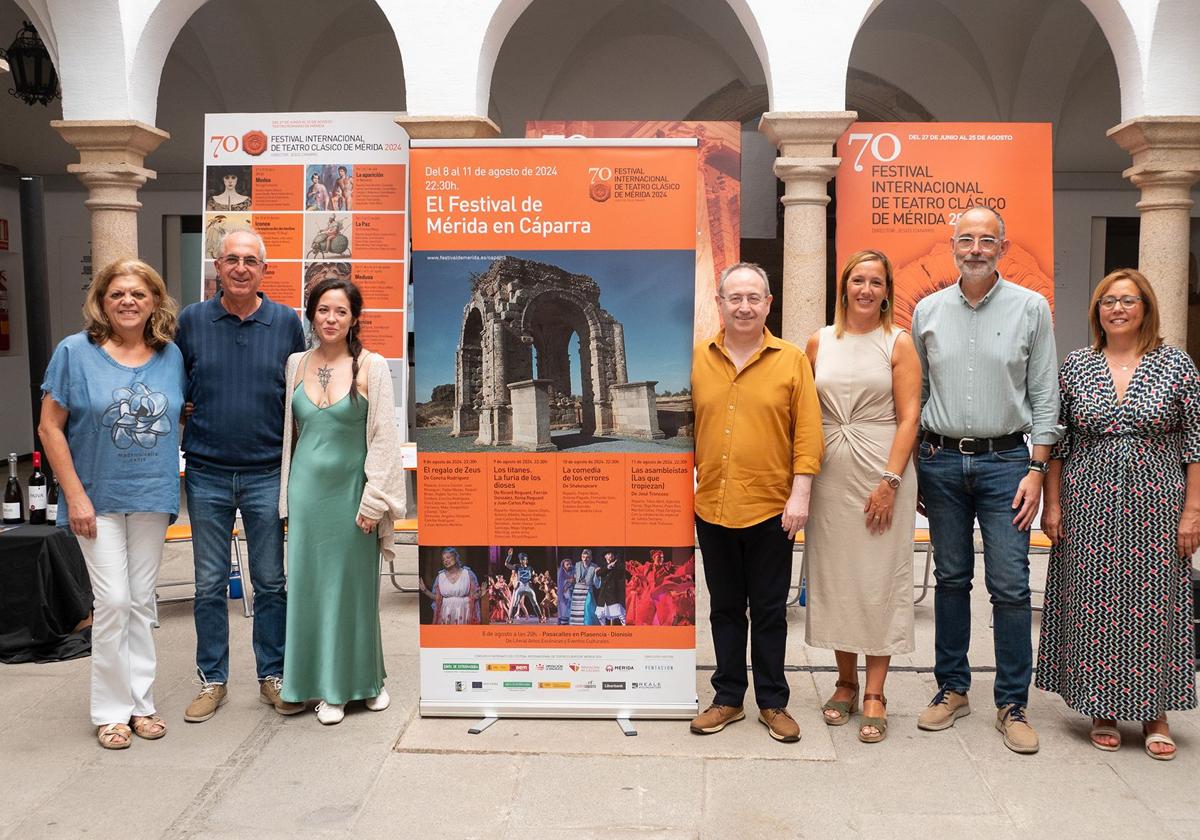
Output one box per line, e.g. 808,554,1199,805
28,451,47,525
46,476,59,524
4,452,23,525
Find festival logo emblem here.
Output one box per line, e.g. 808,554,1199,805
241,130,268,157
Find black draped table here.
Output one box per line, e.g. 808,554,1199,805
0,524,93,663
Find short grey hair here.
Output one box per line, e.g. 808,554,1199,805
955,206,1006,240
717,261,771,297
217,227,267,262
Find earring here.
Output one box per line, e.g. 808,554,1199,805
880,299,890,312
841,295,848,305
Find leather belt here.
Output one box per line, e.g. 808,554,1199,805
920,430,1026,456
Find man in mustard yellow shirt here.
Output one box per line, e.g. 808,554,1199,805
690,262,823,742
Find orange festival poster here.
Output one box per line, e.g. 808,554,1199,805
412,140,699,717
835,123,1054,328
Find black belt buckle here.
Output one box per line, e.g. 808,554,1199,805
957,437,977,455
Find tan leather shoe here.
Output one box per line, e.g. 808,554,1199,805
689,703,745,734
996,704,1039,754
917,687,970,731
758,707,801,743
260,675,305,716
184,682,227,723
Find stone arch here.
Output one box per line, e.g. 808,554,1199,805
453,256,661,449
481,0,770,131
451,306,485,437
147,0,405,172
1076,0,1145,118
518,287,615,435
130,0,405,129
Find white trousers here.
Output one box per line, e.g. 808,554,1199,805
77,512,169,726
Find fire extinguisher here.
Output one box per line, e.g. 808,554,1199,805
0,271,10,353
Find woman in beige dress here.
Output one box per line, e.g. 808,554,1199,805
804,249,921,743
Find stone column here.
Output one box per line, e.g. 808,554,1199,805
508,379,555,451
612,381,665,440
758,112,857,345
394,115,500,139
1107,116,1200,349
50,120,170,275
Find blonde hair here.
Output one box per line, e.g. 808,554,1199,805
1088,268,1162,355
83,259,178,350
834,250,895,338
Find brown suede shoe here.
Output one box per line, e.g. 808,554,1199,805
758,707,801,743
917,688,970,731
260,676,305,716
184,682,227,723
689,703,745,734
996,704,1039,754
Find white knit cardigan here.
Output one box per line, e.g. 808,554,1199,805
278,350,406,565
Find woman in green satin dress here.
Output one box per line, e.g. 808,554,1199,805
280,277,403,725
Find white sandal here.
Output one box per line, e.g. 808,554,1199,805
1143,729,1177,761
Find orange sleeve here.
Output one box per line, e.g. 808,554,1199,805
791,350,824,475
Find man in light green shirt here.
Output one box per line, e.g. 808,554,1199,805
910,206,1061,755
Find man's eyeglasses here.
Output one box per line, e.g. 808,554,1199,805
218,255,263,269
953,235,1000,252
720,294,766,306
1099,295,1143,310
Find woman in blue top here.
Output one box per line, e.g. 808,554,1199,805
39,259,185,751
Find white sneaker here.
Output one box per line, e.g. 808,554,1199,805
315,701,345,725
365,687,390,712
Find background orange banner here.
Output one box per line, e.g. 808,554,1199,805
835,122,1054,328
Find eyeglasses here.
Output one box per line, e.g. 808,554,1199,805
217,255,263,269
720,294,767,306
953,235,1001,252
1099,295,1143,310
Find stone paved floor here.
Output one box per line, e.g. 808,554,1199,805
2,542,1198,839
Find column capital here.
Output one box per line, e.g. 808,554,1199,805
1107,116,1200,350
50,119,169,273
774,158,842,206
394,114,500,139
1107,115,1200,179
50,119,170,170
758,111,857,157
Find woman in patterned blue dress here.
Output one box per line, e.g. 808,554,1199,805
1039,269,1200,760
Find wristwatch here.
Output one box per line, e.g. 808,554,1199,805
1028,460,1049,474
881,471,902,489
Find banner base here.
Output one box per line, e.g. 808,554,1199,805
420,699,698,719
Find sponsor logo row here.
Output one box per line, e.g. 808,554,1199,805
451,680,665,692
443,662,675,673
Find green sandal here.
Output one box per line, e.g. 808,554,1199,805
821,680,859,726
858,693,888,743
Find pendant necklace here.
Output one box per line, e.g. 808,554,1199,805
1106,351,1140,371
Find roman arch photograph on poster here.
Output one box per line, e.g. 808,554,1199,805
415,249,695,455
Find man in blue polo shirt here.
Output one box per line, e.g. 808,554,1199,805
175,229,306,722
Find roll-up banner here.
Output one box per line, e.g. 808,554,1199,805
200,112,410,416
411,139,699,718
835,123,1054,328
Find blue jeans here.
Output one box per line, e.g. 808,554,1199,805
185,461,287,683
917,442,1032,707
